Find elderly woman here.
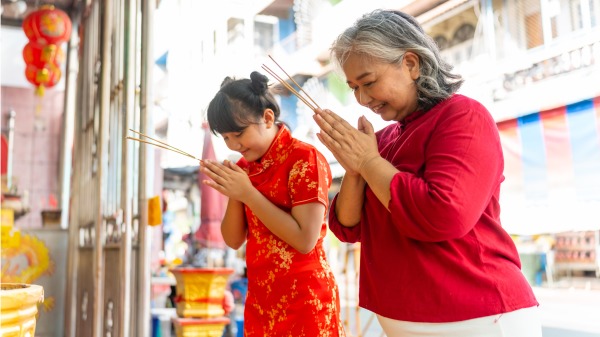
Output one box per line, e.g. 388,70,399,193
313,9,541,337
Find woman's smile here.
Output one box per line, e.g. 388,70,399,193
370,102,386,114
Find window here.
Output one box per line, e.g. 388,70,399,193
254,21,275,56
524,0,543,49
451,23,475,46
590,0,600,27
570,0,584,31
227,18,244,46
254,15,277,57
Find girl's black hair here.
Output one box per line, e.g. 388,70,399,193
206,71,281,135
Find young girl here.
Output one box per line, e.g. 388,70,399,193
200,71,345,336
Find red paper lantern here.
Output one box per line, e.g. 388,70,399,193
22,42,65,69
21,5,70,97
22,5,72,46
25,62,62,96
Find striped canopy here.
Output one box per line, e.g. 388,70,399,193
498,96,600,235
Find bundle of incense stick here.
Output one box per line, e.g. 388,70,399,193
126,129,202,161
261,55,322,112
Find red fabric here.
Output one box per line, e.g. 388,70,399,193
1,135,8,175
329,94,538,323
237,125,345,336
539,106,574,191
195,123,226,249
595,96,600,149
497,119,523,192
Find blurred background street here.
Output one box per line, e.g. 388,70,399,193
336,272,600,337
2,0,600,336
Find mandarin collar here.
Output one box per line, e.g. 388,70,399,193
398,109,424,128
246,124,292,175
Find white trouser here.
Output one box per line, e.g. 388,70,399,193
377,306,542,337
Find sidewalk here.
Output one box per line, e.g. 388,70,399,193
534,278,600,336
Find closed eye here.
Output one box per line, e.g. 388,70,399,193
350,82,374,92
222,131,243,142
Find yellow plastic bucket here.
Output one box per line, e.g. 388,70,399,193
0,283,44,337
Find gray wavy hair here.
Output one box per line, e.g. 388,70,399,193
330,9,464,112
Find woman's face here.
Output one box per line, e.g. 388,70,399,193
343,52,420,122
220,109,277,162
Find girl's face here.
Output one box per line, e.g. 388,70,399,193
343,52,420,122
220,109,278,162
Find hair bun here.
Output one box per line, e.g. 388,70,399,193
220,76,234,88
250,71,269,95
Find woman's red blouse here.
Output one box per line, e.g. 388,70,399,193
329,95,538,322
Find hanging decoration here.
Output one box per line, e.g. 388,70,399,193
22,41,65,96
22,5,72,45
24,63,63,96
22,42,65,68
21,5,72,98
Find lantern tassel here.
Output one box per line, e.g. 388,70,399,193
35,85,45,97
34,86,44,117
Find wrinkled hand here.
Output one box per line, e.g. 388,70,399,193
200,160,255,202
313,108,380,176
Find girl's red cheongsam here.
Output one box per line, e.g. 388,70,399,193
237,125,345,337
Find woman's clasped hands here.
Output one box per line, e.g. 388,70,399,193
313,108,380,176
